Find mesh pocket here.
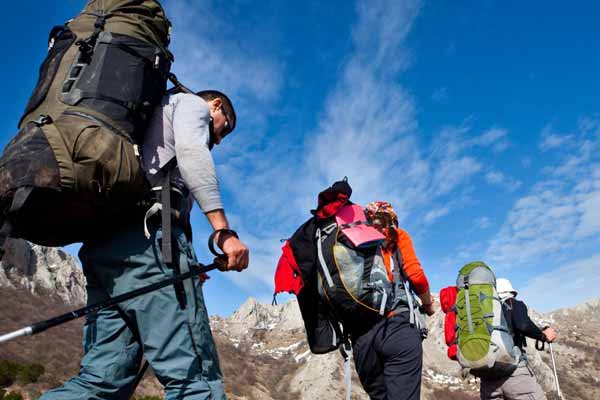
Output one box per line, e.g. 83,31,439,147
0,123,60,195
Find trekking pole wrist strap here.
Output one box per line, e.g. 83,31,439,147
208,229,239,257
536,339,545,351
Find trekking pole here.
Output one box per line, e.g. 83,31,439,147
549,342,564,400
536,338,564,400
0,261,220,345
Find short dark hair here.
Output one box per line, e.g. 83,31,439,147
196,90,236,133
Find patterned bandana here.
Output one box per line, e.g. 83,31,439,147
364,201,399,228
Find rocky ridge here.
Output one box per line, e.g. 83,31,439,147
212,298,553,400
211,296,599,400
0,238,86,305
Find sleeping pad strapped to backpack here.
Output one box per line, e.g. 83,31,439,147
454,261,521,377
440,285,458,360
0,0,172,247
273,179,422,354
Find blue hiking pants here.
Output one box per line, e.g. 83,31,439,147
40,222,226,400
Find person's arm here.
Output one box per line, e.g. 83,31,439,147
172,95,249,271
396,229,435,315
172,95,223,213
511,300,547,341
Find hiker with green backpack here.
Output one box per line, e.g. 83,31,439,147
479,278,557,400
0,1,248,399
441,263,557,400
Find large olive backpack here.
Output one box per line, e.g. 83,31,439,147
455,262,521,377
0,0,172,248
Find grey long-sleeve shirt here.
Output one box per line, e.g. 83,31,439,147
142,93,223,213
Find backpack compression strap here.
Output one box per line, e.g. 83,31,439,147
141,157,188,309
339,338,353,400
315,223,337,288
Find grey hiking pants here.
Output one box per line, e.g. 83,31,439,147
40,222,226,400
480,364,546,400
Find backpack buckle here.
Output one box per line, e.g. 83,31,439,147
34,114,52,126
322,222,337,235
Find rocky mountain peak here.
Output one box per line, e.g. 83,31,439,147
0,238,86,305
227,296,304,334
552,298,600,321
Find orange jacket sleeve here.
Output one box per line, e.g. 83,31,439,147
396,228,430,295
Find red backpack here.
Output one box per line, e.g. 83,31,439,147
440,286,458,360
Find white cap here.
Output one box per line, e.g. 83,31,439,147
497,278,518,299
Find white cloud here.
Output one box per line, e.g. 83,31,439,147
428,124,481,197
518,254,600,312
300,0,426,221
485,171,504,185
485,170,522,192
469,127,510,152
426,124,513,200
574,172,600,239
424,206,450,224
165,0,283,136
539,123,574,152
486,117,600,269
578,114,600,136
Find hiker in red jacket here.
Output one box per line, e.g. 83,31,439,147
274,182,436,400
348,201,435,400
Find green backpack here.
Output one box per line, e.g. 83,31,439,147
455,261,521,377
0,0,172,248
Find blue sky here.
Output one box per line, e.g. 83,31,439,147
2,1,600,315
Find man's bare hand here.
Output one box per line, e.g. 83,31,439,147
217,233,249,272
543,327,557,342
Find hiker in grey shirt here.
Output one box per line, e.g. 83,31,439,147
142,89,248,271
41,89,249,400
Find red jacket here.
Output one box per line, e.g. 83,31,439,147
382,228,430,296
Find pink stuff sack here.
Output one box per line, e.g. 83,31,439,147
335,204,385,247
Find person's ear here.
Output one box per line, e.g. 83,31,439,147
212,97,223,110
